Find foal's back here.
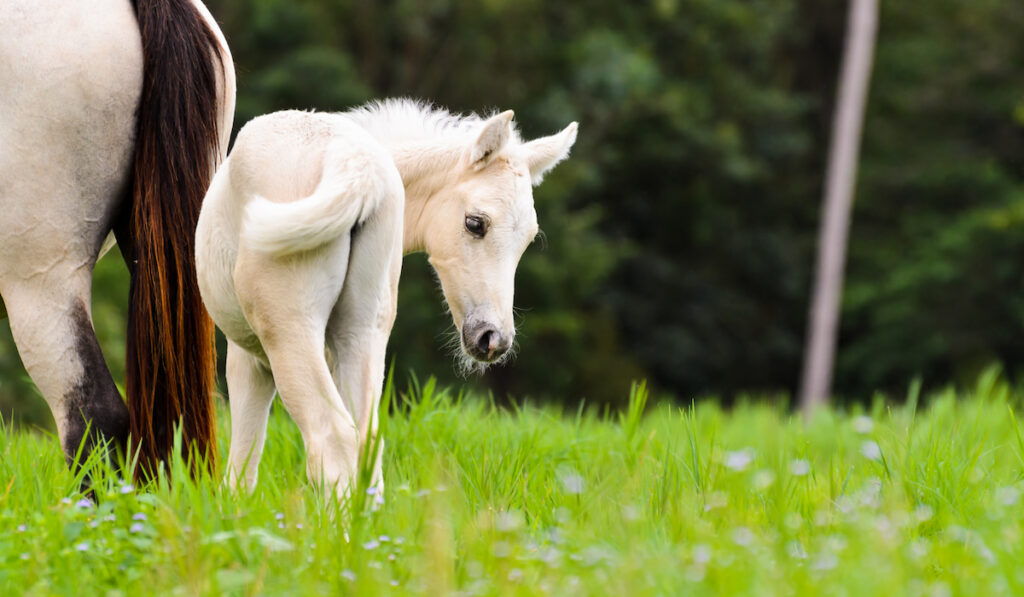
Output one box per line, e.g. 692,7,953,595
229,112,343,206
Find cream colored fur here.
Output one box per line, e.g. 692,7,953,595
198,100,577,498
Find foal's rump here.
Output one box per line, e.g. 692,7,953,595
230,112,403,256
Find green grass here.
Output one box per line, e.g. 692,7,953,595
3,370,1024,595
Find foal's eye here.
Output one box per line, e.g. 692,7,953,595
465,215,488,238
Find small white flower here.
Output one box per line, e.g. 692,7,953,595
75,542,90,552
913,504,934,523
692,544,711,564
560,472,586,495
274,512,284,520
704,491,728,511
362,539,380,550
827,535,848,552
129,523,145,534
908,539,930,559
341,570,356,582
786,540,808,559
621,504,641,522
540,546,562,566
861,440,882,461
131,513,147,521
75,498,94,509
495,510,524,532
789,459,811,476
724,449,754,471
997,486,1020,507
507,568,523,582
492,541,512,558
752,469,776,490
811,552,838,570
685,565,706,582
119,484,135,494
731,526,754,547
852,415,874,434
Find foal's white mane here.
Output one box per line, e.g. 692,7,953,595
345,99,522,148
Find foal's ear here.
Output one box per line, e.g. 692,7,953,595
470,110,515,171
523,122,578,185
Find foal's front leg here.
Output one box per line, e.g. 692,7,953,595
326,210,403,496
327,327,392,494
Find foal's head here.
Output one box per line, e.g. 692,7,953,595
422,111,577,370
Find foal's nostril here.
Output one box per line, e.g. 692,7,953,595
477,329,498,358
463,320,509,362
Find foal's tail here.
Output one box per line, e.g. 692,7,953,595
241,151,396,256
125,0,229,478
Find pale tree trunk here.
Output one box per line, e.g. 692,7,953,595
799,0,879,415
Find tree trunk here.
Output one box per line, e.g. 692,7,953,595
799,0,879,415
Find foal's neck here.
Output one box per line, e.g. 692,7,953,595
380,140,465,255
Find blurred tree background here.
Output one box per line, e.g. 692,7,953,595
3,0,1024,428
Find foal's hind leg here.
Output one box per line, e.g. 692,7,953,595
225,340,277,491
235,237,361,498
0,269,129,467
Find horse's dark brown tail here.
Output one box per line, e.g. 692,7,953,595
125,0,225,479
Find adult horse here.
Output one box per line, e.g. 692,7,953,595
0,0,235,475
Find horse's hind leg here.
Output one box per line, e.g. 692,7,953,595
0,270,129,468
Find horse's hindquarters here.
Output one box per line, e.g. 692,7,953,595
0,0,142,266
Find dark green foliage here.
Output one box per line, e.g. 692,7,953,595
842,0,1024,395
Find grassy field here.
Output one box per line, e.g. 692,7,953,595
2,372,1024,595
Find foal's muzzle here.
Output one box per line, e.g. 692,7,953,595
462,319,511,362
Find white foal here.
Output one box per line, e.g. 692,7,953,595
196,100,577,497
